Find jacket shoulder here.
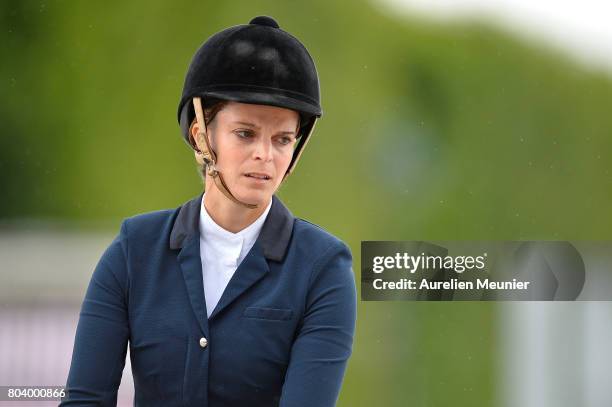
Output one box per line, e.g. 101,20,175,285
293,217,351,254
120,206,180,245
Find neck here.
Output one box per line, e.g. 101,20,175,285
202,185,269,233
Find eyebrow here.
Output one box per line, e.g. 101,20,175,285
233,121,297,136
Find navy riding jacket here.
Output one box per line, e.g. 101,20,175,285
61,193,357,406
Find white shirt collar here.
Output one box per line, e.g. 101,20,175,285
199,193,272,263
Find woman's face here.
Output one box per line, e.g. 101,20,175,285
198,101,300,207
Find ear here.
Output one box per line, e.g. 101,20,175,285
189,119,204,152
189,121,207,168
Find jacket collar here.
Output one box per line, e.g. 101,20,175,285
169,192,294,262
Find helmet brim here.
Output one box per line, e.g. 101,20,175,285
203,90,321,117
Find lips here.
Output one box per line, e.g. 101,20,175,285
244,172,272,180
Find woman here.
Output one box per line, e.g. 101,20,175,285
61,16,357,407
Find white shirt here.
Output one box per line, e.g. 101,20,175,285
199,194,272,318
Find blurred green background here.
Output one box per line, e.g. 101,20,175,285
2,0,612,406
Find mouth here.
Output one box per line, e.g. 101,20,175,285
244,172,272,181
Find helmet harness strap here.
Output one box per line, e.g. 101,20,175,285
192,97,258,209
284,118,317,180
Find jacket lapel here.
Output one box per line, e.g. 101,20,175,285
169,193,295,326
171,192,209,336
177,234,210,336
207,241,270,320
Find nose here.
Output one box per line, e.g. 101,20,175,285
253,136,273,162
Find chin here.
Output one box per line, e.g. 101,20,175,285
234,188,272,207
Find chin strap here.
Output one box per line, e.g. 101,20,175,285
192,97,258,209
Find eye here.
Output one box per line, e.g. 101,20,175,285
277,136,294,146
234,129,253,139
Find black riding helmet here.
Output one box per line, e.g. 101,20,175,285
177,15,322,175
